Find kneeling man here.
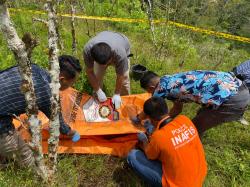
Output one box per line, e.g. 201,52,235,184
127,97,207,187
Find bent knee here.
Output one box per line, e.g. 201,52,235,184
127,149,141,163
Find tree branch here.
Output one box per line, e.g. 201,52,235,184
22,32,39,60
32,17,48,26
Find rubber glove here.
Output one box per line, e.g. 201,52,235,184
112,94,122,109
131,116,141,125
144,120,154,135
96,88,107,102
137,132,148,144
71,131,80,142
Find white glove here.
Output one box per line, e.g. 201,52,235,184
112,94,122,109
96,88,107,102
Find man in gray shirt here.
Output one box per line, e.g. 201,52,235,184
83,31,131,109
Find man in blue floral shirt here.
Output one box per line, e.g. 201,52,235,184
134,70,250,136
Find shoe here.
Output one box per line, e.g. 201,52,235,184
238,117,249,126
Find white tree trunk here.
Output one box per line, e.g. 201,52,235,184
0,0,48,180
54,0,64,50
45,0,60,174
70,0,77,55
145,0,157,48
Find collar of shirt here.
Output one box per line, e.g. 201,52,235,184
156,115,171,130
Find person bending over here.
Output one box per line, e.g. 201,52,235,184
127,97,207,187
0,55,81,169
132,70,250,136
83,31,132,109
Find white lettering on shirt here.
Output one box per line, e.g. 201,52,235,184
171,125,197,149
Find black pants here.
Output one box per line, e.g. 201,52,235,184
192,83,250,135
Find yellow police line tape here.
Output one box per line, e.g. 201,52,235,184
9,8,250,44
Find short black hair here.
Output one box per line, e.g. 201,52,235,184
140,71,159,90
59,55,82,79
90,42,112,65
143,97,168,120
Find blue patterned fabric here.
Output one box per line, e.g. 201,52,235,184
0,64,71,135
153,70,242,106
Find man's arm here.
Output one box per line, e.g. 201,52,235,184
130,111,147,126
84,50,100,92
84,50,107,102
59,112,80,142
86,67,100,92
59,112,72,135
114,74,125,94
114,52,129,94
143,135,160,160
169,101,183,118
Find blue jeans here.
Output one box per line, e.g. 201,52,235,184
127,149,162,187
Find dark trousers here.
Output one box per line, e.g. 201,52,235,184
192,83,250,135
127,149,162,187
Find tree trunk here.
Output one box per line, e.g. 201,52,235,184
78,0,91,37
0,0,48,180
145,0,157,49
54,0,64,50
70,0,77,55
45,0,60,174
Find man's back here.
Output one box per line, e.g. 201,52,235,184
84,31,130,56
0,65,52,133
154,70,241,106
234,60,250,88
145,115,207,187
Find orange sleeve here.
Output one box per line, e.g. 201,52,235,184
144,135,160,160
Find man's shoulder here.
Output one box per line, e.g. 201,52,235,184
173,115,192,122
31,63,45,71
31,64,47,74
0,65,19,74
159,115,195,132
171,115,195,128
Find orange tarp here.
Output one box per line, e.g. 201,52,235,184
14,88,150,157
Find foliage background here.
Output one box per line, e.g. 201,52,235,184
0,0,249,186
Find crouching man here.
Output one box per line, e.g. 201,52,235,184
127,97,207,187
0,55,81,169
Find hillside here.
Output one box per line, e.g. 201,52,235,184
0,1,249,186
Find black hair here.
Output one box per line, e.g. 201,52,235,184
143,97,168,120
59,55,82,79
90,42,112,65
140,71,159,90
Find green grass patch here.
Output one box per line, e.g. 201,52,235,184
0,2,249,186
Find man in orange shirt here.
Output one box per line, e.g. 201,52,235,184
127,97,207,187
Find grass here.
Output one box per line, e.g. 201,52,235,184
0,2,250,187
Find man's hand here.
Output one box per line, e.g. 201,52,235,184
96,88,107,102
130,116,141,125
144,120,154,135
112,94,122,109
67,130,80,142
169,101,183,118
137,132,149,144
